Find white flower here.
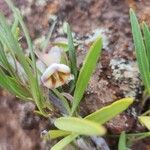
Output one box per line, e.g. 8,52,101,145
36,45,74,89
41,63,74,89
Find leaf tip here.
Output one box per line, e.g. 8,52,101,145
124,97,134,106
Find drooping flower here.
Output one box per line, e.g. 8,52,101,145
36,46,74,89
41,63,74,89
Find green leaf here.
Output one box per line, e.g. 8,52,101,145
118,131,126,150
0,43,21,84
142,22,150,66
13,6,49,116
130,9,150,93
71,37,102,115
44,130,71,140
0,68,31,100
52,98,132,150
127,132,150,142
54,117,106,136
66,22,77,80
65,22,77,92
4,0,48,115
0,12,38,102
0,12,31,76
51,42,68,52
0,11,41,107
7,77,31,99
14,8,37,75
11,14,19,39
85,98,133,124
138,116,150,130
0,42,16,76
51,134,78,150
4,0,36,75
52,89,71,114
42,17,57,51
5,1,38,81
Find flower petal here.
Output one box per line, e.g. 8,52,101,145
41,63,74,89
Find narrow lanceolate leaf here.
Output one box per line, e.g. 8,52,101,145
4,0,47,115
0,13,31,76
0,43,15,76
71,38,102,115
66,22,77,80
52,89,71,115
118,131,126,150
14,8,37,76
142,22,150,66
0,12,44,113
0,68,31,100
11,14,19,39
4,0,36,74
138,116,150,130
54,117,106,136
42,18,57,51
130,9,150,93
85,98,133,124
44,130,71,140
51,134,78,150
65,22,77,92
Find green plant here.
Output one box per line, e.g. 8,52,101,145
0,0,52,116
118,131,126,150
130,9,150,95
117,131,150,150
49,98,133,150
130,8,150,132
0,0,136,149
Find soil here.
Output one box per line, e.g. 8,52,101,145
0,0,150,150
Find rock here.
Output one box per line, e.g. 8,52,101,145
106,114,134,134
